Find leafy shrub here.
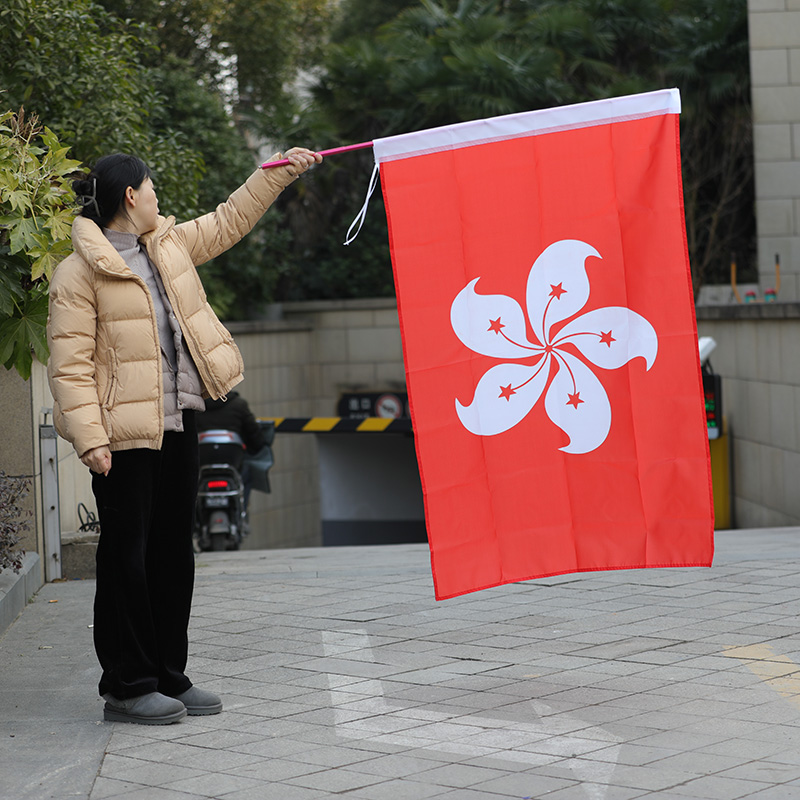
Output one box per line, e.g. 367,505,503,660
0,108,81,379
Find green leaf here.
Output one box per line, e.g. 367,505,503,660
0,264,26,316
0,291,49,379
7,217,39,254
45,208,75,242
29,237,71,280
2,188,31,213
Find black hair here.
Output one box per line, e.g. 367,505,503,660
73,154,152,229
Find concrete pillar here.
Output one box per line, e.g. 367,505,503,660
748,0,800,300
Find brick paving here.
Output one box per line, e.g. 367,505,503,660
4,529,800,799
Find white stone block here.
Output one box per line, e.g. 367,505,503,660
320,363,377,397
756,198,794,235
749,12,800,49
735,323,759,381
346,326,404,363
758,236,798,281
696,285,740,305
318,309,374,329
733,437,762,504
772,269,798,300
314,327,347,364
373,308,400,327
751,48,790,85
722,377,750,430
750,0,790,13
769,383,797,449
756,321,781,382
752,85,800,123
755,160,800,197
782,448,800,519
375,360,407,386
779,325,800,384
757,242,793,297
762,444,786,510
754,123,792,160
735,497,777,530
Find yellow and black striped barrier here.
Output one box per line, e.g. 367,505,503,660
259,417,413,434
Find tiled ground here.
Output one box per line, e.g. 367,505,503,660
5,530,800,799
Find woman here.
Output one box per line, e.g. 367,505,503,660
47,147,321,724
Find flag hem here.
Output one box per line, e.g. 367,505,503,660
671,112,717,567
373,88,681,164
434,560,714,601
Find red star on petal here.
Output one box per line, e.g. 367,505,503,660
599,330,615,347
549,283,567,300
487,317,505,334
499,384,516,401
566,392,584,409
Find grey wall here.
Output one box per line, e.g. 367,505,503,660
698,303,800,528
229,298,408,548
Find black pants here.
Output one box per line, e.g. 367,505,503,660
91,412,199,699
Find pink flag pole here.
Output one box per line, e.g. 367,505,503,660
260,141,374,169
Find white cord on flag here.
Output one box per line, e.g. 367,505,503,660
344,162,380,245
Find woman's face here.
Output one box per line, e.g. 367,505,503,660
130,177,160,233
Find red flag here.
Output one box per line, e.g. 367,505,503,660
374,89,714,600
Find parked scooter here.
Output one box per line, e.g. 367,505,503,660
195,429,246,552
194,421,274,552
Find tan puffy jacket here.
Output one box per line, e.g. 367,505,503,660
47,162,295,458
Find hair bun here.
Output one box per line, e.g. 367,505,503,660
73,177,93,196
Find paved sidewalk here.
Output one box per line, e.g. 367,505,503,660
3,530,800,799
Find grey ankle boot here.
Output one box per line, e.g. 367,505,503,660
103,692,187,725
173,686,223,716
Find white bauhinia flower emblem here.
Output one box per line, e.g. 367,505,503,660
450,239,658,454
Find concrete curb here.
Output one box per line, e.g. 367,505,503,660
0,551,42,638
